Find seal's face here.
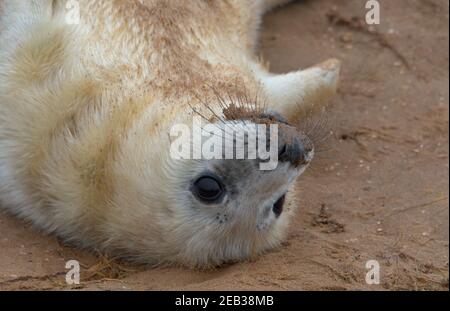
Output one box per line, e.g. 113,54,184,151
167,112,314,267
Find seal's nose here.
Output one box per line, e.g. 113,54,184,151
278,135,313,167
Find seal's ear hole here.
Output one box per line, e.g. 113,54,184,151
191,173,225,204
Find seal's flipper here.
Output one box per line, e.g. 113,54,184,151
263,59,341,121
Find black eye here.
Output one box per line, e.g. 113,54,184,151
191,175,224,203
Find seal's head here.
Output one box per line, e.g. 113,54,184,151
107,90,320,268
170,110,315,267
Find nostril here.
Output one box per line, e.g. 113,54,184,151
279,144,287,158
272,194,286,218
279,139,306,166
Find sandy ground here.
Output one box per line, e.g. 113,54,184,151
0,0,448,291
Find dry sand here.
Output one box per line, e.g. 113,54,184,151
0,0,448,291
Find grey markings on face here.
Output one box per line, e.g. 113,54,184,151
213,159,257,199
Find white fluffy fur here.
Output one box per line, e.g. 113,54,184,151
0,0,340,268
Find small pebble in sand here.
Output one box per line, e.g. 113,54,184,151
388,28,396,34
345,238,359,243
340,32,353,43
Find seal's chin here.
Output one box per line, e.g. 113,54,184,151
272,194,286,218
